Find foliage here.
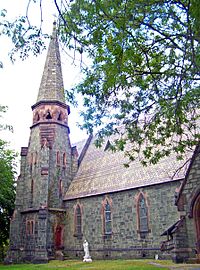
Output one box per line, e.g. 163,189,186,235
56,0,200,165
0,107,16,260
0,8,48,65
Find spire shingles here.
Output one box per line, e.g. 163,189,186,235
37,24,65,103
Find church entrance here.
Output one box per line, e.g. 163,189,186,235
194,194,200,255
55,225,63,250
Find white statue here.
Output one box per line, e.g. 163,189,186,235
83,240,92,262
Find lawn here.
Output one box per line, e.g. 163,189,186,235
0,259,200,270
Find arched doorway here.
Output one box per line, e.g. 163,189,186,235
55,225,63,250
194,194,200,255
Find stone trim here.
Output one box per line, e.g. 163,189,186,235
21,208,40,214
48,208,66,212
32,100,70,114
30,121,70,132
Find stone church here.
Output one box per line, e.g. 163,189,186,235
6,25,200,264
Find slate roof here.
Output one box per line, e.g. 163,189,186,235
64,137,192,200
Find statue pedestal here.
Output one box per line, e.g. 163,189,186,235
83,256,92,262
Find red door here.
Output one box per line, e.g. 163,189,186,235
55,225,62,249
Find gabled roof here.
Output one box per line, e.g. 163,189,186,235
175,144,200,206
64,137,192,200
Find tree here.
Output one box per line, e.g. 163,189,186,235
1,0,200,165
0,106,16,260
56,0,200,165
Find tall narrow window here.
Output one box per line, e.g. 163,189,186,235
59,179,63,197
56,151,60,165
26,220,30,235
26,219,35,235
104,200,112,235
30,179,34,206
75,204,82,237
138,193,149,239
63,153,66,167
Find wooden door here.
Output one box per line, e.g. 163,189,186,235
55,225,62,249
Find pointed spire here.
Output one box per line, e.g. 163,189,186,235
36,22,65,103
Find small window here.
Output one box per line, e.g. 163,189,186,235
46,111,52,120
26,219,34,235
58,112,63,121
103,199,112,235
74,204,82,237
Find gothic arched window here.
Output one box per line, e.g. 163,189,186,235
74,204,82,237
137,193,149,239
104,199,112,235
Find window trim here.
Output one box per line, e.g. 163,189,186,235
136,192,150,239
74,203,83,238
102,197,113,237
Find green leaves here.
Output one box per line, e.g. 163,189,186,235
0,8,48,64
59,0,200,164
0,106,16,258
0,139,16,254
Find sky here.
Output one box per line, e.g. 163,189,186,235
0,0,87,162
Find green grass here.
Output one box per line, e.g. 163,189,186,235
0,259,170,270
1,259,200,270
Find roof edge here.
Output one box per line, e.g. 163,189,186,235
78,134,93,166
175,144,200,205
64,177,183,201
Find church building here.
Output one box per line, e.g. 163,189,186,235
6,25,200,264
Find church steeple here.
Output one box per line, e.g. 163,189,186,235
36,22,65,103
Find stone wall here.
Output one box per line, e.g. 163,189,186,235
64,180,181,259
174,150,200,262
